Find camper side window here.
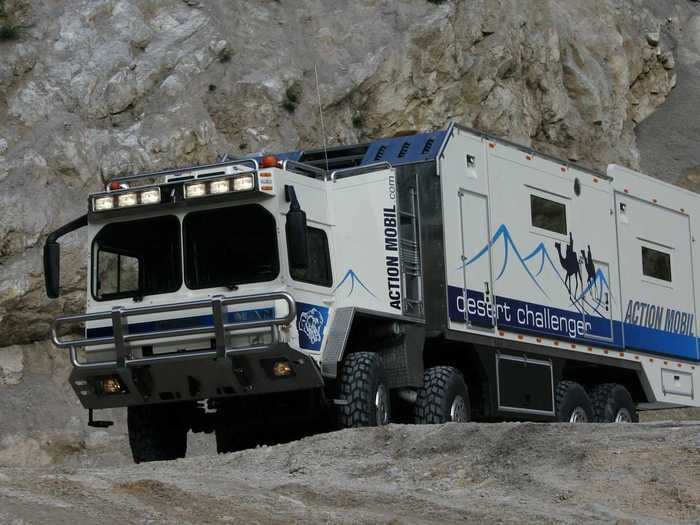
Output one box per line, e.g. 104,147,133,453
641,246,672,282
530,195,567,235
290,227,332,287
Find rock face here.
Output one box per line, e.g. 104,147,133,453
0,0,689,346
636,2,700,188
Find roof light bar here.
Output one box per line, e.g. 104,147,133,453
92,187,162,212
184,174,255,199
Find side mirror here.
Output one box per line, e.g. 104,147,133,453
44,241,61,298
285,185,308,270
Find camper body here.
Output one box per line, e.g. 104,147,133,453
46,123,700,462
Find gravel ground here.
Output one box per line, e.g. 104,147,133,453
1,421,699,525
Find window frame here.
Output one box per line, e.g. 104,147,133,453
289,225,333,288
90,214,182,302
182,204,280,290
529,193,569,237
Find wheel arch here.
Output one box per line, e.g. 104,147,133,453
321,308,425,389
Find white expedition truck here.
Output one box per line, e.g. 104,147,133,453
45,123,700,462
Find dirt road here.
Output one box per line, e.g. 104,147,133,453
1,421,698,524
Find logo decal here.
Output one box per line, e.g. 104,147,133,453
454,224,613,339
333,269,376,298
296,302,329,351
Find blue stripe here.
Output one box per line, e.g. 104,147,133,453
622,322,697,361
85,307,275,338
448,286,699,362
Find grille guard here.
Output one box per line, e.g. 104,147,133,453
51,292,296,370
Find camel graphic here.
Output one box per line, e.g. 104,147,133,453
580,245,596,295
554,232,582,298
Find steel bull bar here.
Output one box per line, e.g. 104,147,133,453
51,292,297,369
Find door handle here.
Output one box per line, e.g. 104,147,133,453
484,281,490,298
605,292,609,312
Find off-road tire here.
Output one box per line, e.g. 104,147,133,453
555,380,594,422
336,352,390,428
128,404,188,463
415,366,470,424
590,383,639,423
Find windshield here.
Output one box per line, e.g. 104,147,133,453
91,205,279,301
92,215,182,301
183,204,279,289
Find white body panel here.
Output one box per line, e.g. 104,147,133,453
439,126,700,407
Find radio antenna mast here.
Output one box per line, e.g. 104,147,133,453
314,63,330,172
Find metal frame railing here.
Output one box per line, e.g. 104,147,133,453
330,162,393,182
106,158,259,187
281,160,328,180
51,292,296,370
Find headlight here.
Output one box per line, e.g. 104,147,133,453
140,188,161,204
233,175,254,192
185,182,207,198
210,179,230,194
98,376,126,395
93,196,114,211
117,192,138,207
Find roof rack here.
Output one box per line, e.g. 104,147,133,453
108,158,259,186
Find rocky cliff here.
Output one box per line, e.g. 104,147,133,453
0,0,696,349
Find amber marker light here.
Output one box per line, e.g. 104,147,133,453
260,155,279,169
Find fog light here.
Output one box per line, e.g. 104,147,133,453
117,192,138,207
210,179,230,194
140,188,161,204
93,196,114,211
100,376,124,394
185,182,207,198
233,175,254,192
272,360,293,377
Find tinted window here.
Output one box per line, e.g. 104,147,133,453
290,227,332,287
530,195,567,235
642,246,672,282
93,215,181,301
97,251,140,296
184,205,279,289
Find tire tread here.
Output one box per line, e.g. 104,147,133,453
415,366,469,424
337,352,386,428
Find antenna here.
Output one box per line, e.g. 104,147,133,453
314,63,330,172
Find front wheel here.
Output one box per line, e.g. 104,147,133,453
415,366,470,424
336,352,391,428
128,404,188,463
555,380,594,422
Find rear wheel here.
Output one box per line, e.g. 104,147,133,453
555,380,594,423
415,366,470,424
590,383,638,423
336,352,391,427
128,404,188,463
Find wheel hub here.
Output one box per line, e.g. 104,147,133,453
614,408,632,423
569,406,588,423
375,384,389,425
450,395,468,422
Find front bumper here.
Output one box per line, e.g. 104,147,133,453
52,292,324,410
69,343,324,410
